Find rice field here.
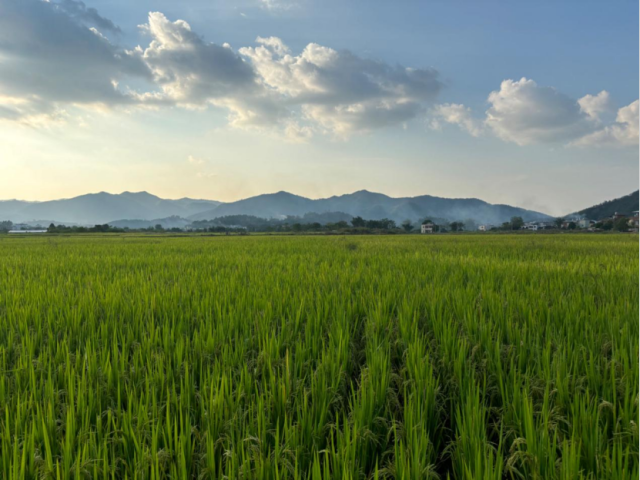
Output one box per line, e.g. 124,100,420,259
0,234,637,479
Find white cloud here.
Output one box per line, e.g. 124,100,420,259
283,120,313,143
134,14,292,130
572,100,639,148
0,95,68,127
240,37,442,136
0,0,150,124
577,90,614,121
187,155,205,165
429,79,637,149
138,12,260,104
430,103,483,137
0,3,444,139
258,0,299,11
485,78,595,146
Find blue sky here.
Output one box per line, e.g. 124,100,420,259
0,0,637,215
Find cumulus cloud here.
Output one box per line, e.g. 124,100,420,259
134,14,290,129
0,2,444,138
430,103,483,137
572,100,639,148
578,90,614,121
0,0,150,124
138,13,259,104
239,37,443,136
429,79,637,149
485,78,596,145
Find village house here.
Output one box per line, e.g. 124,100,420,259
421,222,435,234
478,224,494,232
522,222,539,231
628,211,639,231
611,212,626,221
577,218,594,229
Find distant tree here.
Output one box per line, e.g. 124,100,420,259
449,221,465,232
554,217,565,228
568,221,577,230
401,220,413,232
154,224,163,231
613,217,629,232
334,221,349,229
510,216,524,230
0,220,13,232
595,220,612,231
351,216,366,228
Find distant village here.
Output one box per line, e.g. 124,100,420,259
422,211,640,235
421,210,639,233
2,208,638,235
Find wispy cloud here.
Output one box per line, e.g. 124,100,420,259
187,155,205,166
258,0,299,11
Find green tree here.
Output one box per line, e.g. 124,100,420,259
554,217,565,228
401,220,413,232
613,217,629,232
510,216,524,230
568,222,577,230
351,216,366,228
449,221,465,232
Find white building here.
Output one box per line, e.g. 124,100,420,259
577,218,593,229
421,222,435,234
8,230,47,234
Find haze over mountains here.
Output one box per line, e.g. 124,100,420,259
1,190,554,226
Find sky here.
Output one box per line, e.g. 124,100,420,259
0,0,637,215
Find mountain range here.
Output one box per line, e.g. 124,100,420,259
1,190,553,226
575,191,638,220
1,192,221,225
188,190,552,225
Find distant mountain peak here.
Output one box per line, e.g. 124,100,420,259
271,191,302,198
120,191,158,198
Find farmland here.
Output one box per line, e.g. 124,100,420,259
0,234,637,479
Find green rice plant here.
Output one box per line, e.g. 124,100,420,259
0,234,636,479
